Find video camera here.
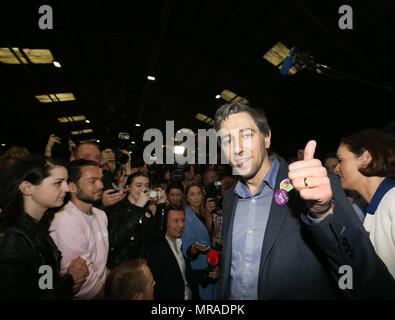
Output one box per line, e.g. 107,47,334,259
203,181,223,214
114,149,129,165
168,162,191,183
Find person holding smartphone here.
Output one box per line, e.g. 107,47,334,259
181,184,218,300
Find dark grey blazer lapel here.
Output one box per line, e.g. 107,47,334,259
257,158,294,292
219,187,238,298
163,239,185,284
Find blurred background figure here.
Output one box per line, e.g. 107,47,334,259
323,152,339,173
0,146,30,176
167,182,185,207
105,259,155,300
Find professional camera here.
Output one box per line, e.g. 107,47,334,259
168,162,190,183
114,149,129,165
203,181,223,214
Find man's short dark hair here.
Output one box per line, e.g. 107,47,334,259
164,203,185,230
166,182,184,194
105,259,148,300
68,159,98,184
214,102,270,136
72,142,100,157
323,153,338,162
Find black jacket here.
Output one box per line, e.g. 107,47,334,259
218,157,395,300
147,239,209,300
106,198,166,269
0,213,74,300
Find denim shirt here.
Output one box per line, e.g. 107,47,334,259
229,157,280,300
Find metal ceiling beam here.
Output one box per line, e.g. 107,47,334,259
291,0,382,82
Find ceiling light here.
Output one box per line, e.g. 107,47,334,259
85,120,90,123
0,48,54,64
215,94,221,99
96,140,100,143
147,75,156,81
135,123,141,127
263,42,298,75
1,144,5,147
57,115,86,123
174,145,185,155
36,92,75,103
131,141,135,144
220,89,249,105
53,61,61,68
71,128,93,135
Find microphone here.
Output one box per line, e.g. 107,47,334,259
280,48,295,75
206,249,220,272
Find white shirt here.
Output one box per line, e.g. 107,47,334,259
165,236,191,300
49,201,109,299
364,188,395,279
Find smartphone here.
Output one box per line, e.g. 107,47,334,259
197,241,209,247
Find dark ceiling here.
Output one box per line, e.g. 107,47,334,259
1,0,394,161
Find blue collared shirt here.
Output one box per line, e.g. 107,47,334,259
229,157,280,300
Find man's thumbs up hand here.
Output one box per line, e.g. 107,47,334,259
288,140,333,218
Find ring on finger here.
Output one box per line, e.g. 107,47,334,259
304,177,309,189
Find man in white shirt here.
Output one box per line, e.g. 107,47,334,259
147,204,219,300
50,159,109,299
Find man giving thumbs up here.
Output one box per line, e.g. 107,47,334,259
288,140,333,219
215,102,395,300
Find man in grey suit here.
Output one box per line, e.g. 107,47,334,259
215,102,395,299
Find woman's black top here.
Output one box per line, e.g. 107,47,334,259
106,198,166,269
0,213,74,299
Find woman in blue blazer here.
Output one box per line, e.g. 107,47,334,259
181,184,217,300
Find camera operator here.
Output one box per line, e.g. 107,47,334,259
101,148,133,207
202,168,219,186
202,180,224,248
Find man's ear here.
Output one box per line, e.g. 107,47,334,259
68,181,77,194
19,181,33,196
132,292,143,300
359,150,372,168
264,129,271,149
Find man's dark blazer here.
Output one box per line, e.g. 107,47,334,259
218,157,395,300
147,238,205,300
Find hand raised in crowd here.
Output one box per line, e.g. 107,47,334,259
205,197,216,214
154,188,167,205
288,140,333,219
67,256,89,293
44,134,61,157
102,189,127,207
135,189,152,208
190,241,211,256
68,138,76,153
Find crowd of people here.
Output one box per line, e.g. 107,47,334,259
0,102,394,300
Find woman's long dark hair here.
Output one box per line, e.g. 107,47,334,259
0,154,67,229
185,183,205,216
